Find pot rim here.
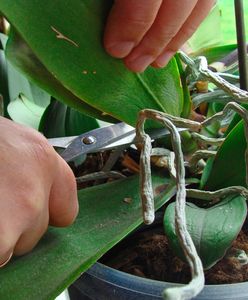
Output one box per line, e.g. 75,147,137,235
85,261,248,297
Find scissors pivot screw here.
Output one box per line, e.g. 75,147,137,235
82,136,96,145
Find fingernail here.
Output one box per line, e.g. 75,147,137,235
106,41,135,58
126,55,154,73
155,51,175,67
0,251,13,268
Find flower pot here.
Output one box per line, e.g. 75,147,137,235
68,262,248,300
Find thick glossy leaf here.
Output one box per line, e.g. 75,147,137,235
39,99,68,137
7,94,46,130
0,173,177,300
192,44,237,64
218,0,248,43
64,106,99,137
0,33,50,108
6,62,50,110
202,121,247,190
6,29,115,123
200,102,222,138
0,33,51,124
39,99,99,138
174,54,191,119
1,0,184,127
164,195,247,269
187,4,222,53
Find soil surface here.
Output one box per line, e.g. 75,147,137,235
72,147,248,285
101,217,248,285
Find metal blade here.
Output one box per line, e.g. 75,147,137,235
60,122,135,162
48,124,187,162
48,136,77,148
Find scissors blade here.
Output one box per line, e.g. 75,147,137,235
48,123,187,162
48,136,77,148
59,122,135,162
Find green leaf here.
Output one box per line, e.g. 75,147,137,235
203,121,247,190
0,33,51,124
191,44,237,65
200,102,222,138
39,99,99,138
64,106,99,137
218,0,248,44
164,195,247,269
7,93,47,130
1,0,184,127
187,4,222,53
0,173,177,300
6,29,115,123
174,54,191,119
39,99,68,137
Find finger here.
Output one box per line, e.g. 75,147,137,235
48,156,78,227
0,251,13,267
153,0,216,68
0,220,21,264
124,0,198,72
0,236,16,267
104,0,162,58
5,182,50,256
14,209,49,255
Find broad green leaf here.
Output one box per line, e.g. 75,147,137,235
174,54,191,119
1,0,184,127
64,106,99,137
191,44,237,64
200,157,215,189
218,0,248,44
0,33,51,123
7,94,46,130
187,4,222,53
6,62,50,110
39,99,68,137
203,121,247,190
0,33,50,109
6,29,115,123
164,195,247,269
0,173,177,300
200,102,222,138
39,99,99,138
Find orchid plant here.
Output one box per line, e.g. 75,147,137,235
0,1,247,300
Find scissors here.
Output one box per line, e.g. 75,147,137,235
48,122,186,162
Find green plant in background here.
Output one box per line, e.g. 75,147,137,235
219,0,248,43
0,1,248,299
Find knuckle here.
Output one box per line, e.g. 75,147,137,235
157,24,177,42
123,16,152,28
179,25,198,41
115,0,158,26
15,185,44,219
138,27,177,57
29,136,55,166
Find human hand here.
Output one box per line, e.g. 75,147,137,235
0,117,78,266
104,0,216,72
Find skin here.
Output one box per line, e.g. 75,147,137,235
0,117,78,265
104,0,216,72
1,1,215,265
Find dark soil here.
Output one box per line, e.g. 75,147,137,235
101,218,248,285
72,148,248,285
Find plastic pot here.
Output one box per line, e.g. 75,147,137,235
69,262,248,300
